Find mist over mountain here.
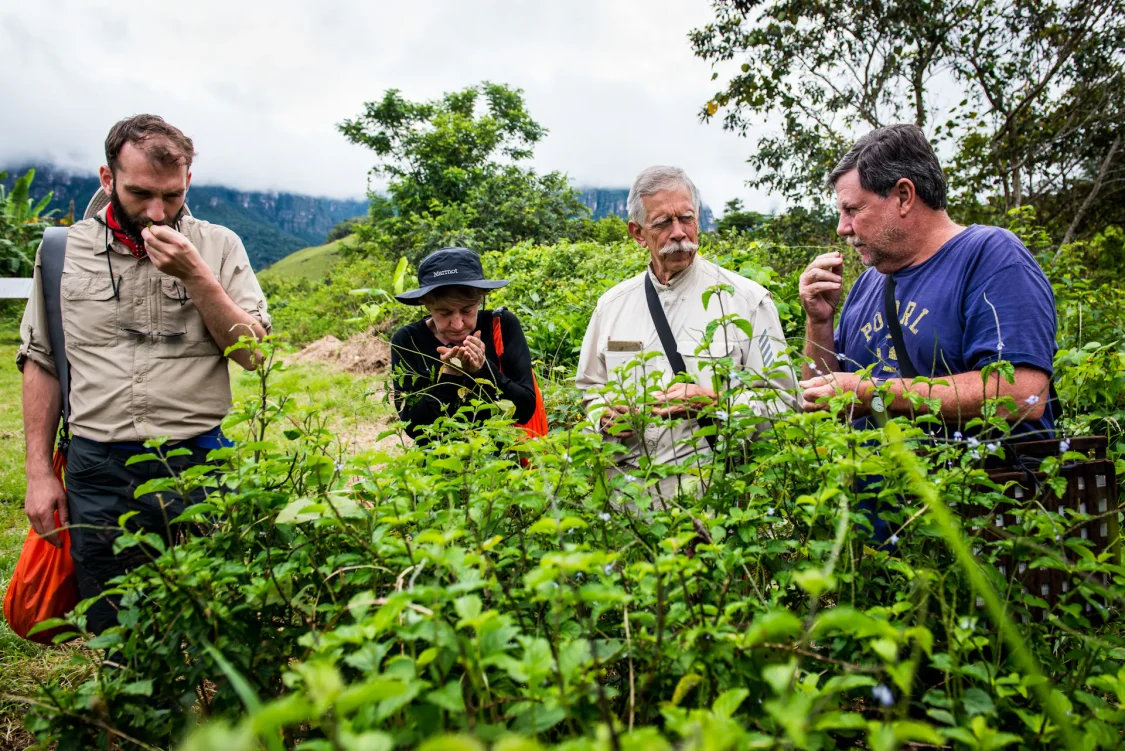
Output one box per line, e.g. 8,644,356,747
577,187,716,229
3,167,717,271
1,164,369,269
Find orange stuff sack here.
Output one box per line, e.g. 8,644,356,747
492,314,548,439
3,449,79,644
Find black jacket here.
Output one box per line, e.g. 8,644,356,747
390,308,537,441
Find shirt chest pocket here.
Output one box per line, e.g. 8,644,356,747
159,278,210,343
156,277,220,357
680,333,739,390
603,348,672,397
61,274,118,346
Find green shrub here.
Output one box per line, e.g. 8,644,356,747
21,334,1125,750
262,255,400,345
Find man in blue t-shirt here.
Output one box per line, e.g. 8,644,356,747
798,124,1056,439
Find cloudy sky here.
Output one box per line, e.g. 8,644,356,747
0,0,781,214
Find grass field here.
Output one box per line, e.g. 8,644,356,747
258,235,354,283
0,322,395,748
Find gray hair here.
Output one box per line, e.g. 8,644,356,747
627,166,701,226
827,124,948,210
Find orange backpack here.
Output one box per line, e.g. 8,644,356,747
491,312,548,439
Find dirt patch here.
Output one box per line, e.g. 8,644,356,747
338,334,391,375
288,334,344,365
289,332,391,375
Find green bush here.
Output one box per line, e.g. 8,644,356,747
262,255,401,345
21,333,1125,750
27,213,1125,749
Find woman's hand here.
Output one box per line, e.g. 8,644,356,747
437,332,486,375
459,332,486,373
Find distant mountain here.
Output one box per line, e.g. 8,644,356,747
577,187,717,230
1,164,368,269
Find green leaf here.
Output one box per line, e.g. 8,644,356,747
122,679,153,696
792,567,835,596
963,686,997,717
712,688,749,719
336,679,407,714
426,680,467,712
743,609,802,647
26,618,73,637
670,673,703,706
762,658,797,696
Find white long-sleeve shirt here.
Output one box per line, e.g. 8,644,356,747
575,255,798,467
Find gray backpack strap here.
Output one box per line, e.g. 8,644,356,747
39,227,70,433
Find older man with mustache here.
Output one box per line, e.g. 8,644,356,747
576,166,795,501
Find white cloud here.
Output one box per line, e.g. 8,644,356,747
0,0,782,213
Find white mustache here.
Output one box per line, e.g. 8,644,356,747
659,239,699,256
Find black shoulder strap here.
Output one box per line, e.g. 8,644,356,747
883,273,919,379
644,274,717,451
39,227,71,432
644,275,689,375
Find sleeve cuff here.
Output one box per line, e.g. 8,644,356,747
16,346,57,378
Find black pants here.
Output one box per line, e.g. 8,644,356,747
65,437,211,635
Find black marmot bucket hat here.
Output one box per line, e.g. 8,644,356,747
395,247,509,305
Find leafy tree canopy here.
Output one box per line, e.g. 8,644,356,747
691,0,1125,241
339,82,587,261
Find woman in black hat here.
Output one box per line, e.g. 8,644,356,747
390,247,538,442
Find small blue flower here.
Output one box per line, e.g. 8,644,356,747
599,512,611,522
987,442,1000,453
334,462,345,472
872,684,894,707
888,533,899,546
953,431,963,441
603,563,614,576
1060,439,1071,453
1025,394,1040,406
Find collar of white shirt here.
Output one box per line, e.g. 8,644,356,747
647,255,701,291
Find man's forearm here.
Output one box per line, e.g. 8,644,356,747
871,367,1049,422
183,271,266,370
803,320,840,380
23,361,62,477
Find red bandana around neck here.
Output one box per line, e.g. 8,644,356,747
104,203,147,259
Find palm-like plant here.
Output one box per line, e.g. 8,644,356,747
0,169,56,277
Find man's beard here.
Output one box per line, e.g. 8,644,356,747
849,226,908,269
659,239,699,256
110,185,184,240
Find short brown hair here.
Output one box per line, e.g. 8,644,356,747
105,114,196,174
420,285,487,308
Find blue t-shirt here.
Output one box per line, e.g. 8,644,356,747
834,225,1057,439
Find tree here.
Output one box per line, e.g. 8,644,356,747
715,198,770,235
338,82,587,261
0,169,56,276
690,0,1125,240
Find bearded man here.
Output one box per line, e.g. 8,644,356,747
576,166,795,501
798,124,1055,436
18,114,271,633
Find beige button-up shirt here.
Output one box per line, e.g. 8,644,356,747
17,208,271,443
576,255,798,467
